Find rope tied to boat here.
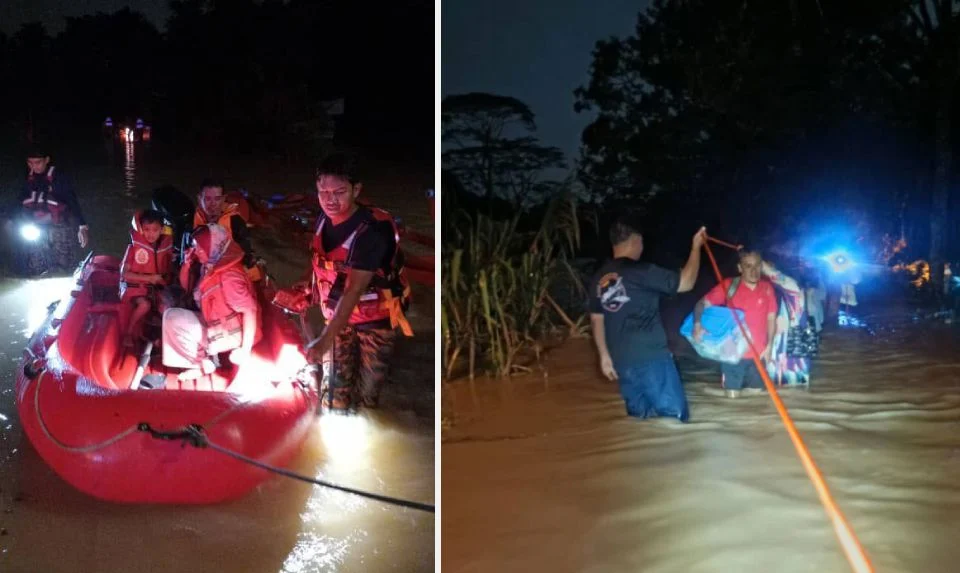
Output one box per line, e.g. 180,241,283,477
32,368,141,453
137,422,207,448
137,422,435,514
703,236,873,573
29,366,249,453
27,366,433,514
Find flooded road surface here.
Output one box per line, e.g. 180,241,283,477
442,299,960,572
0,145,435,573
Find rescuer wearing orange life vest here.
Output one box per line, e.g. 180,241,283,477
162,223,261,381
193,179,262,282
119,209,174,347
304,153,413,411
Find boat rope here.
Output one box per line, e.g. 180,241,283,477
138,423,435,514
31,367,266,453
33,369,140,453
29,368,430,513
703,236,873,573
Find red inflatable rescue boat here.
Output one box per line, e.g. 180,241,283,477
16,254,319,504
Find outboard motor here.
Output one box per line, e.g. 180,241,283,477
151,185,195,265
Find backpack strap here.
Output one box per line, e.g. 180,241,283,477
725,277,741,301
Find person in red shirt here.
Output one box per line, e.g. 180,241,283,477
693,249,778,398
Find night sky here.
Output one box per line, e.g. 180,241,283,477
442,0,648,163
0,0,169,35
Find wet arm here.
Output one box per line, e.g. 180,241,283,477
57,177,86,226
590,313,611,360
693,297,711,326
312,268,374,354
677,244,702,293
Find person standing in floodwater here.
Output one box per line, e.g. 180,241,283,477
304,153,413,411
694,249,779,398
17,145,90,271
589,218,707,422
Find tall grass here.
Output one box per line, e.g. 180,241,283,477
441,192,583,380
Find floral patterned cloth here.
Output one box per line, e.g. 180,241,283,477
762,264,810,385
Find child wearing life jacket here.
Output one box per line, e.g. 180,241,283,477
120,209,174,347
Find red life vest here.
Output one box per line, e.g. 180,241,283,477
195,243,262,355
311,206,413,335
119,212,175,301
22,166,67,224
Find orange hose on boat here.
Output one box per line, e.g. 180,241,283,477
703,237,873,573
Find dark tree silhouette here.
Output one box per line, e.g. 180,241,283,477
0,0,433,161
575,0,957,265
442,92,565,207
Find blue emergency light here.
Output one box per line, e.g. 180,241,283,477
824,250,854,274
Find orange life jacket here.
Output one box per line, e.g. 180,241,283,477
22,166,67,224
194,243,262,355
119,211,175,301
194,200,242,228
311,205,413,335
194,202,263,282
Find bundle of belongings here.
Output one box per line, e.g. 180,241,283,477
680,264,817,386
679,306,749,364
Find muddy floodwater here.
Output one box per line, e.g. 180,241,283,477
442,294,960,572
0,142,435,573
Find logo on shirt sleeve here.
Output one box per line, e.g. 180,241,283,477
597,272,630,312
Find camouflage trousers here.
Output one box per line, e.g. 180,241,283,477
324,324,397,410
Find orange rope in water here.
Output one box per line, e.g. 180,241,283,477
703,237,873,573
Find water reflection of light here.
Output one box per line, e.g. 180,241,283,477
319,414,371,465
281,530,358,572
124,137,136,196
22,277,75,338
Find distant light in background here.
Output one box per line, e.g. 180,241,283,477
824,250,855,274
124,134,136,196
893,260,931,287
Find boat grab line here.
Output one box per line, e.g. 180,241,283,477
137,422,435,514
34,370,140,453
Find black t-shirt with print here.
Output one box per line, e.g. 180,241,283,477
589,257,680,365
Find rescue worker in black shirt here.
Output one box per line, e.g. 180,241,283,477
590,218,706,422
303,153,413,411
